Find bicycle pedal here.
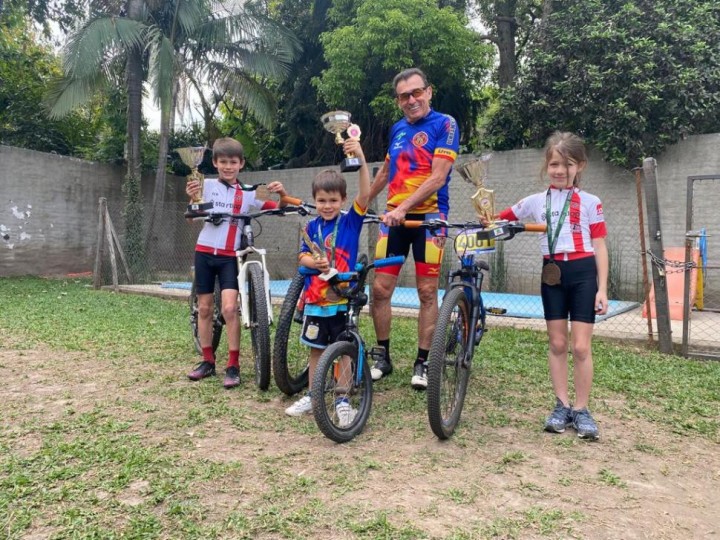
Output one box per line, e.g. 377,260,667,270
369,346,386,361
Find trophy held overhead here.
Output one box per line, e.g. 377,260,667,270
321,111,362,173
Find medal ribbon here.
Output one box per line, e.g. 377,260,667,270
317,217,341,269
545,188,574,261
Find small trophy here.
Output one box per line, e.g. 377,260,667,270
457,154,494,222
177,146,213,213
301,229,325,261
321,111,362,173
301,228,338,281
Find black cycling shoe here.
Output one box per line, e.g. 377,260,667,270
370,358,393,381
223,366,241,389
410,362,428,390
188,361,216,381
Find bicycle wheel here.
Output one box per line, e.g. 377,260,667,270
427,287,472,439
312,341,372,443
189,278,223,355
246,264,271,390
272,272,309,396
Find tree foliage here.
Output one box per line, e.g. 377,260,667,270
485,0,720,168
0,12,101,154
1,0,87,35
314,0,494,161
469,0,543,87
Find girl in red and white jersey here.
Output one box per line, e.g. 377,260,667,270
497,131,608,441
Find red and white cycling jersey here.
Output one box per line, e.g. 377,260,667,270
195,179,277,257
498,186,607,260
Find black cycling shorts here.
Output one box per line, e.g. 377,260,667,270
194,251,238,294
541,256,598,323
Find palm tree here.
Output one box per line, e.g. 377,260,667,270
47,0,299,267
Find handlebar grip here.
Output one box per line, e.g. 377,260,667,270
374,255,405,268
402,220,424,228
523,223,547,233
298,266,318,276
281,195,303,206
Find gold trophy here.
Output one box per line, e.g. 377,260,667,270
457,154,494,222
320,111,362,172
177,145,213,214
301,227,338,281
301,229,325,261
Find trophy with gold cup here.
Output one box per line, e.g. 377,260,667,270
320,111,362,173
455,154,497,254
177,145,213,214
457,154,495,223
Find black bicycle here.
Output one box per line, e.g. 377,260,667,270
300,254,405,443
421,219,546,439
187,197,312,390
272,210,381,397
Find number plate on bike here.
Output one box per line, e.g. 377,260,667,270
454,228,496,255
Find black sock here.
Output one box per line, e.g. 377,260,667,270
378,339,391,363
415,348,429,366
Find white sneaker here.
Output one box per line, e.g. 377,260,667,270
285,395,312,416
336,401,357,428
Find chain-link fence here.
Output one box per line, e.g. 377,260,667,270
680,175,720,359
96,155,657,343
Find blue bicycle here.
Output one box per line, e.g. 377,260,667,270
300,254,405,443
422,219,546,439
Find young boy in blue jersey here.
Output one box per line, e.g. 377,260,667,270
284,138,370,426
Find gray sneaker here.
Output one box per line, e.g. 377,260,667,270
544,398,572,433
571,408,600,440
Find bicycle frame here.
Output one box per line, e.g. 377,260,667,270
236,218,272,327
445,253,488,368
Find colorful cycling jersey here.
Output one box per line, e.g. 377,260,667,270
195,179,277,257
301,201,366,315
498,186,607,259
384,109,459,215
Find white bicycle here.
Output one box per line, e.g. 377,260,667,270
188,195,312,390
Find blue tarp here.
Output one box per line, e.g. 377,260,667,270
162,280,639,322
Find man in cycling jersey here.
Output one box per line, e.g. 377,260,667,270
368,67,460,390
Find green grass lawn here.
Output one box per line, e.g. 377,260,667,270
1,276,719,539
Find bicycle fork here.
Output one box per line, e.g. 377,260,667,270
236,246,273,328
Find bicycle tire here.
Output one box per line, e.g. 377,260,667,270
272,272,309,396
247,264,271,390
312,341,372,443
427,287,472,439
189,278,223,355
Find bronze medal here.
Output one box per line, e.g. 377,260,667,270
541,261,561,286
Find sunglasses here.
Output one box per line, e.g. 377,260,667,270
396,86,427,103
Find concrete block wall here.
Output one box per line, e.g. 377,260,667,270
2,134,719,300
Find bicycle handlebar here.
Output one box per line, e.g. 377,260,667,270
185,202,313,221
298,255,404,278
364,217,546,239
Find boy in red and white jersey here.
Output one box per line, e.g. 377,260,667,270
186,137,288,388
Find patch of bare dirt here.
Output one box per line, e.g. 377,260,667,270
2,345,719,539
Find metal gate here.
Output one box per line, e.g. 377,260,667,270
683,175,720,359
